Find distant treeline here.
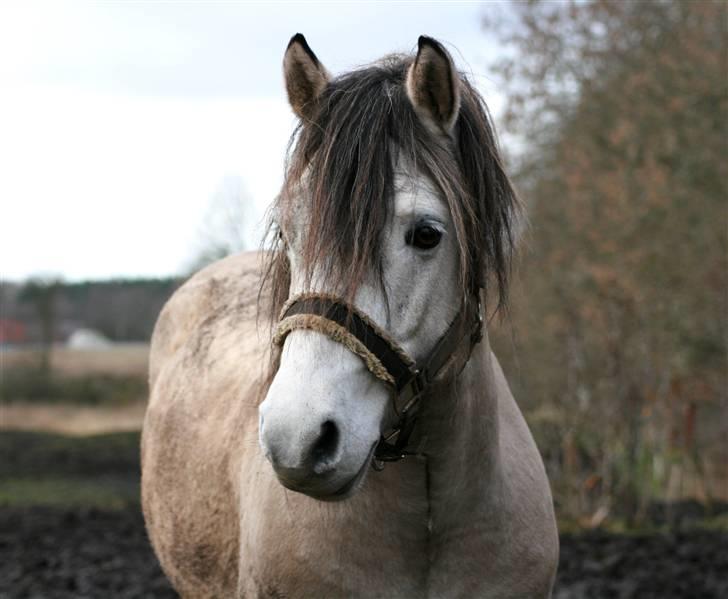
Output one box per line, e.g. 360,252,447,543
1,278,182,343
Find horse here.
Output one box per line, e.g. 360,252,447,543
141,34,559,598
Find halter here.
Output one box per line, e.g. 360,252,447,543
272,290,483,468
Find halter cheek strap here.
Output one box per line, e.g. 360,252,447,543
272,292,483,465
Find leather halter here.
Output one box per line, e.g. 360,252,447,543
273,291,484,467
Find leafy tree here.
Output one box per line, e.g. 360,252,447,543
487,0,727,524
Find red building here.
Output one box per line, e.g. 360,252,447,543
0,319,27,344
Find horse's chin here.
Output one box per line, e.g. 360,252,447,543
277,443,376,502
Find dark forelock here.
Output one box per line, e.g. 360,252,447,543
263,54,519,321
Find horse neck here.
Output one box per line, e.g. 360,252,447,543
418,332,502,527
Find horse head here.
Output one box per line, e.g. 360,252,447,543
259,34,517,500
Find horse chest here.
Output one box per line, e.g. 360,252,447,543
237,464,431,597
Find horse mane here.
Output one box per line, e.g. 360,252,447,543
261,53,520,323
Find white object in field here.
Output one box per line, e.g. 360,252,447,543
66,328,112,349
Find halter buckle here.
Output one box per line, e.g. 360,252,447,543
372,370,428,468
471,299,484,345
396,369,427,416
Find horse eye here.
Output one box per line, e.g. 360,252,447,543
275,226,286,245
405,224,442,250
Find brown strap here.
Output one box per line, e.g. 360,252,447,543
376,296,482,461
274,292,483,462
278,296,416,392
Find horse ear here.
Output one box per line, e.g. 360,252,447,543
283,33,330,120
406,36,461,135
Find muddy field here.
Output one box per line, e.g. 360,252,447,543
3,509,727,598
1,506,175,599
1,430,727,598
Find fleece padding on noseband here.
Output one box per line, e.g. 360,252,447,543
278,293,415,365
273,313,396,387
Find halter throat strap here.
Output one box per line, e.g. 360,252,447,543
273,292,483,463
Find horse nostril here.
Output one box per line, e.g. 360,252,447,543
310,420,340,473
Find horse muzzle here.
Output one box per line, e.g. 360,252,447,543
259,400,378,501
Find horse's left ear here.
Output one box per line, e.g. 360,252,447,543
283,33,330,121
406,36,461,135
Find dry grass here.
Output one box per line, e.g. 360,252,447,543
1,344,151,434
1,344,149,378
1,401,147,435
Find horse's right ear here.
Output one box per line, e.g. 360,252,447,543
283,34,330,121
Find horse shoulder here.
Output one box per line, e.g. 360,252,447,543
148,251,266,389
491,350,560,595
142,251,267,597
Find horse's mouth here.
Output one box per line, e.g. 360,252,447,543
300,442,377,503
332,442,377,497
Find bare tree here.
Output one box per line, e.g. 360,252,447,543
19,276,63,372
189,175,253,272
486,0,727,524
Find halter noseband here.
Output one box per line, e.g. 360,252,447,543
272,291,483,467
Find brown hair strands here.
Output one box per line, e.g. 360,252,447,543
262,54,520,323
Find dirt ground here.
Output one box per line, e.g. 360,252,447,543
555,528,728,598
1,506,175,599
0,504,726,599
1,429,726,598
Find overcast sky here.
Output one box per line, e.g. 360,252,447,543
0,1,511,281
